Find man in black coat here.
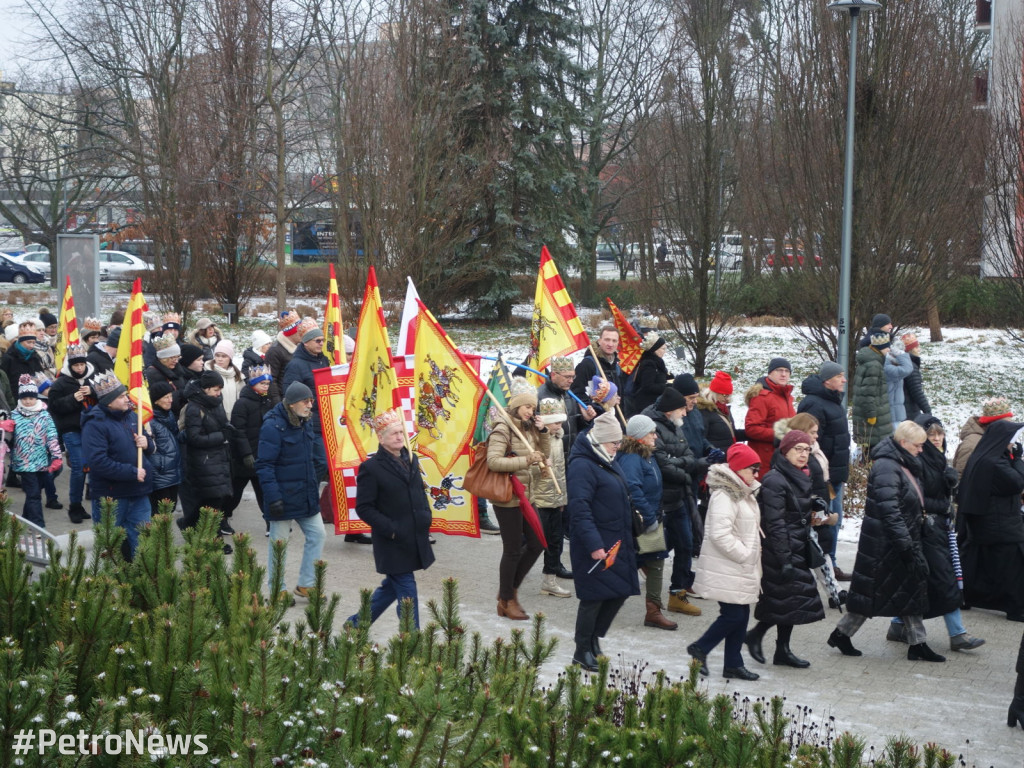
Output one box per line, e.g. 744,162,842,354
571,326,626,412
797,360,851,577
346,410,435,629
282,326,329,436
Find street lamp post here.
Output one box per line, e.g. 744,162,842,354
828,0,881,402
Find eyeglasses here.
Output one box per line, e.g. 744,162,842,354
790,446,811,453
310,338,325,344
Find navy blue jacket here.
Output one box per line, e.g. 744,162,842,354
568,431,640,602
149,406,182,491
797,374,851,484
81,403,155,498
256,402,327,521
282,344,329,433
356,449,436,575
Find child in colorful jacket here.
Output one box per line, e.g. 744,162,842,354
11,375,62,527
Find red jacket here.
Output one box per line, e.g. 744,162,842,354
744,377,795,476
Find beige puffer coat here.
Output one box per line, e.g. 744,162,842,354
486,412,551,509
531,426,567,508
692,463,763,605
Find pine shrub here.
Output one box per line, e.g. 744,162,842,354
0,500,963,767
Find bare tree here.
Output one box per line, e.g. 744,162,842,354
0,79,127,285
741,0,984,363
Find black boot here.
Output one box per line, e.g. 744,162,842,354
591,636,603,658
907,643,945,662
686,643,709,677
745,628,766,664
827,628,862,657
774,641,811,668
572,643,598,672
1009,677,1024,729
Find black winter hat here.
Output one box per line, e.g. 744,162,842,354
179,344,204,367
200,370,225,389
870,313,892,329
672,372,700,396
149,381,174,402
767,357,791,374
39,312,58,328
657,386,687,412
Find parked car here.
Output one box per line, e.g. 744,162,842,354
12,250,53,277
98,249,153,279
12,250,111,280
0,253,46,284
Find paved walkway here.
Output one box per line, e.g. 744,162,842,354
23,480,1024,768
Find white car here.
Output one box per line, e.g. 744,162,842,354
98,249,152,279
12,250,112,280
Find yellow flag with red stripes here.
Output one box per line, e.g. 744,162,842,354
526,246,590,385
323,263,346,364
54,276,80,372
113,278,153,424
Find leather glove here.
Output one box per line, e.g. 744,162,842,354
1010,442,1024,462
779,563,796,583
223,422,238,435
707,448,726,465
810,495,829,513
268,500,285,519
243,455,256,472
48,459,63,474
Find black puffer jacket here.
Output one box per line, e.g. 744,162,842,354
230,385,279,479
47,362,98,435
86,345,115,375
957,419,1024,545
846,437,929,618
241,348,265,380
797,374,851,484
181,390,233,501
642,404,704,511
754,457,825,626
145,360,189,418
902,355,931,423
696,395,738,450
627,351,669,417
912,417,962,618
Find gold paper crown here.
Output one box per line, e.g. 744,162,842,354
162,311,181,324
153,336,177,352
82,316,103,332
144,311,163,332
91,371,125,401
66,343,89,362
372,408,403,436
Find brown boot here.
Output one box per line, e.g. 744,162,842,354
497,598,528,620
644,599,678,630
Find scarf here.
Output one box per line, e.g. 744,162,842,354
17,400,45,416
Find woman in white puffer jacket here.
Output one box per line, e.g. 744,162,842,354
686,443,763,680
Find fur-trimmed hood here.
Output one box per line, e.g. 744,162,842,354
706,462,760,501
744,379,765,406
617,435,654,458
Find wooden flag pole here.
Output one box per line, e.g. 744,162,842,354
137,396,144,470
481,384,561,496
588,343,628,427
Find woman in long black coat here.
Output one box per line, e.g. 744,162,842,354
178,370,235,538
744,429,825,669
957,418,1024,622
828,421,945,661
883,415,982,651
568,411,640,671
346,412,435,629
226,366,279,520
626,334,669,418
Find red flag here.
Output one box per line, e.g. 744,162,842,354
604,540,622,569
605,298,644,375
510,474,547,549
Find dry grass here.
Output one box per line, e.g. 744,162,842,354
742,314,793,327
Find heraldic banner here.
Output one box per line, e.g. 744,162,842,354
314,355,480,537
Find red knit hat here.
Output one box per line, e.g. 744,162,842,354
779,430,812,456
727,443,760,474
709,370,733,396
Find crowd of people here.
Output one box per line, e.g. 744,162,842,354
2,307,1022,730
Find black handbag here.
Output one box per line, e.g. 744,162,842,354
805,534,826,569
